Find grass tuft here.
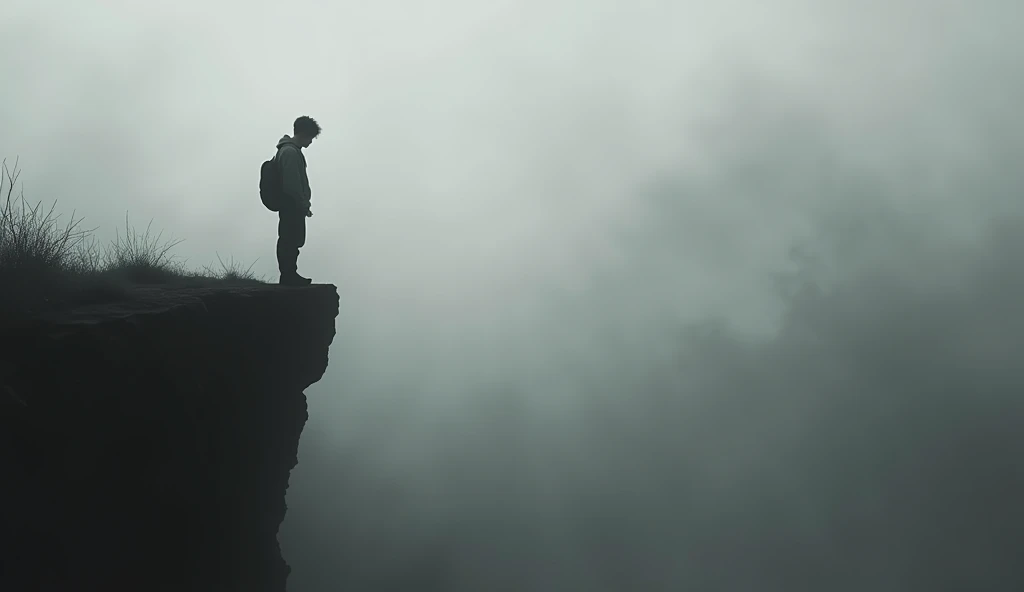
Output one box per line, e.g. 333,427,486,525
0,156,268,325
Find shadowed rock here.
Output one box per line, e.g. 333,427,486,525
0,284,339,592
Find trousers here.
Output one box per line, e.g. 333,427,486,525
276,201,307,275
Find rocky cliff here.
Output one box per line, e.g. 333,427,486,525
0,284,339,592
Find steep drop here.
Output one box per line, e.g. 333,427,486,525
0,284,338,592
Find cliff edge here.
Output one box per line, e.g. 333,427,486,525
0,283,339,592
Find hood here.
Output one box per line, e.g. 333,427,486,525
277,135,301,150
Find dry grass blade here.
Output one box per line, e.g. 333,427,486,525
102,213,188,284
0,158,94,274
202,252,263,282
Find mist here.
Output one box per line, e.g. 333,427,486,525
3,0,1024,589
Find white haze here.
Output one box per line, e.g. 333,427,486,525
3,0,1023,590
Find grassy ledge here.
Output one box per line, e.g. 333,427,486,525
1,157,267,325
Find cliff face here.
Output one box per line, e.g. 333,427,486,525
0,284,339,592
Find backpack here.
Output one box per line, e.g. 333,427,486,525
259,155,283,212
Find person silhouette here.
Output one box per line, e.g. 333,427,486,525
273,115,320,285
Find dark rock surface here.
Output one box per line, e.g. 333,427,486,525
0,284,339,592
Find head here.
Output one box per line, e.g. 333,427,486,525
292,115,322,148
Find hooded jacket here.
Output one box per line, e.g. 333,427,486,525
275,135,311,212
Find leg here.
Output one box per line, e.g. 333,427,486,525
277,203,309,284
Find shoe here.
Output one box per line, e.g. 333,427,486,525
280,273,313,286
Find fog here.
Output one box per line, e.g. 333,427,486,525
3,0,1024,589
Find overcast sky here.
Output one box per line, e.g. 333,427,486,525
3,0,1024,590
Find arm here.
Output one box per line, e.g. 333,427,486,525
277,148,310,211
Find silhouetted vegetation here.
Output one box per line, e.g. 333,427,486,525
1,157,265,324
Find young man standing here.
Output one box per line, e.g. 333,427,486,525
275,115,321,285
